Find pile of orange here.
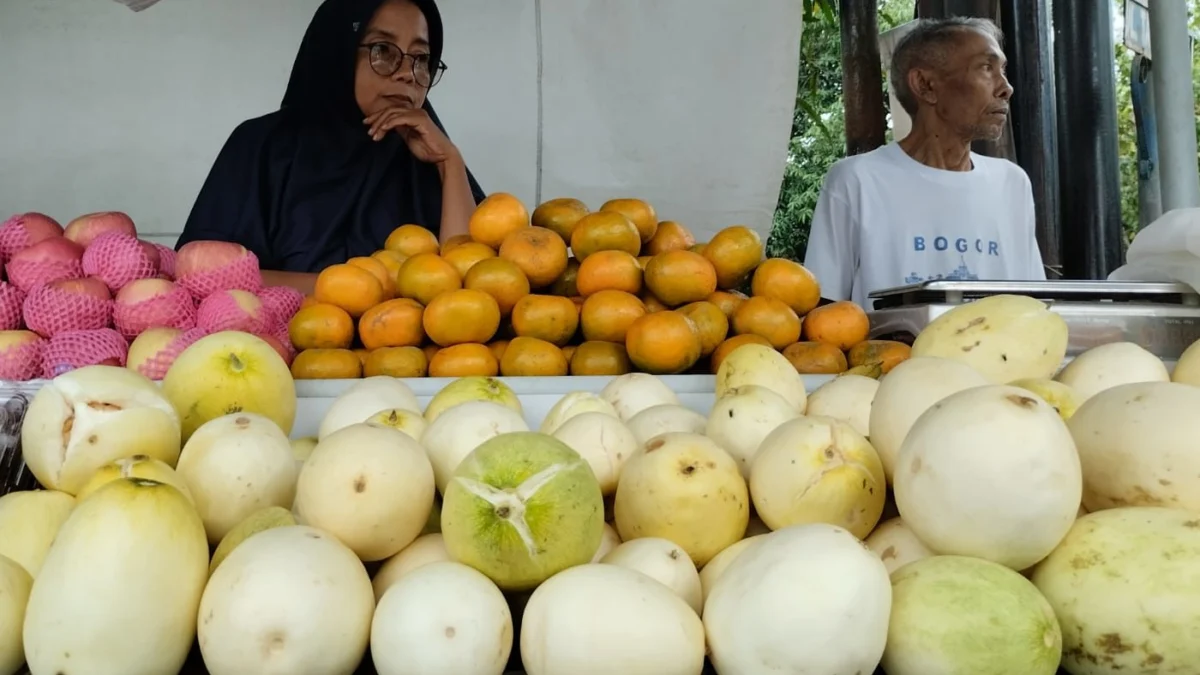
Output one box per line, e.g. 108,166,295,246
286,193,910,379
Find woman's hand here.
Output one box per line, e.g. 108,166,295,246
364,107,459,165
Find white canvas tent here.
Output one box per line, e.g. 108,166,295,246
0,0,803,247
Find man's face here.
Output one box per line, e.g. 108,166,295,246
921,29,1013,142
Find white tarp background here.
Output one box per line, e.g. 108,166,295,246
0,0,802,247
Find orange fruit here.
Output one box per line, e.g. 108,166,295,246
510,295,579,347
422,288,502,346
441,234,473,253
314,264,386,318
357,297,425,350
499,226,569,288
354,348,371,367
429,343,499,377
469,192,529,248
548,257,581,297
570,212,642,260
751,258,821,316
644,220,696,255
580,290,647,343
709,333,773,373
371,249,409,285
576,250,643,297
732,296,802,349
625,311,702,374
644,250,718,307
291,348,362,379
677,301,729,357
600,198,658,243
396,252,462,306
707,290,748,320
422,344,440,364
385,224,440,257
463,257,530,316
561,344,577,363
782,341,849,374
487,339,510,364
532,197,590,242
441,241,496,279
500,336,569,376
702,226,764,290
847,340,912,374
364,346,428,378
570,341,633,376
636,255,652,270
641,291,669,313
299,295,320,310
289,303,355,350
346,256,396,299
802,301,871,350
690,243,708,255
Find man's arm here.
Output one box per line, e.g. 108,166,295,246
261,271,317,295
803,173,857,302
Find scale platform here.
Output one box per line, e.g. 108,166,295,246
866,280,1200,359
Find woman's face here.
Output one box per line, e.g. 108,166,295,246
354,0,431,117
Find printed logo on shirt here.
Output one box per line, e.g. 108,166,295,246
913,236,1000,256
905,258,980,284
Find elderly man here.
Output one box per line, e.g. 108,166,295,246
804,17,1046,308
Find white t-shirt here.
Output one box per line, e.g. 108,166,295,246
803,142,1046,309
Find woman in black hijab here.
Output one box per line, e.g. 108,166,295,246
177,0,485,292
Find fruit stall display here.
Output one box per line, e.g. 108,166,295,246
0,211,301,382
291,194,910,380
2,292,1200,675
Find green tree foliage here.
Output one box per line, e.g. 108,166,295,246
769,0,1200,264
767,0,913,261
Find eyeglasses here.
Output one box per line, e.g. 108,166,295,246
359,42,446,88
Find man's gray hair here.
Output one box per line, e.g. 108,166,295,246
890,17,1005,115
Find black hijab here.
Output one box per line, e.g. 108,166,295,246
177,0,485,273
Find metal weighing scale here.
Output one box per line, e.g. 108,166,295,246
866,280,1200,360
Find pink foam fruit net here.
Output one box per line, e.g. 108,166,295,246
0,285,26,331
43,328,128,379
177,251,264,300
258,286,305,330
0,213,59,262
113,285,197,339
23,285,113,338
6,258,83,294
197,291,274,334
0,336,45,381
82,233,160,291
136,326,209,381
154,244,177,279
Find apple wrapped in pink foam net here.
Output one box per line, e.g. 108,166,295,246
23,284,113,338
135,326,209,380
113,284,197,339
258,286,305,329
0,283,25,331
0,213,62,261
154,244,177,279
82,232,160,291
6,256,83,294
177,250,263,300
42,328,128,378
0,335,45,381
265,322,297,363
196,290,273,334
